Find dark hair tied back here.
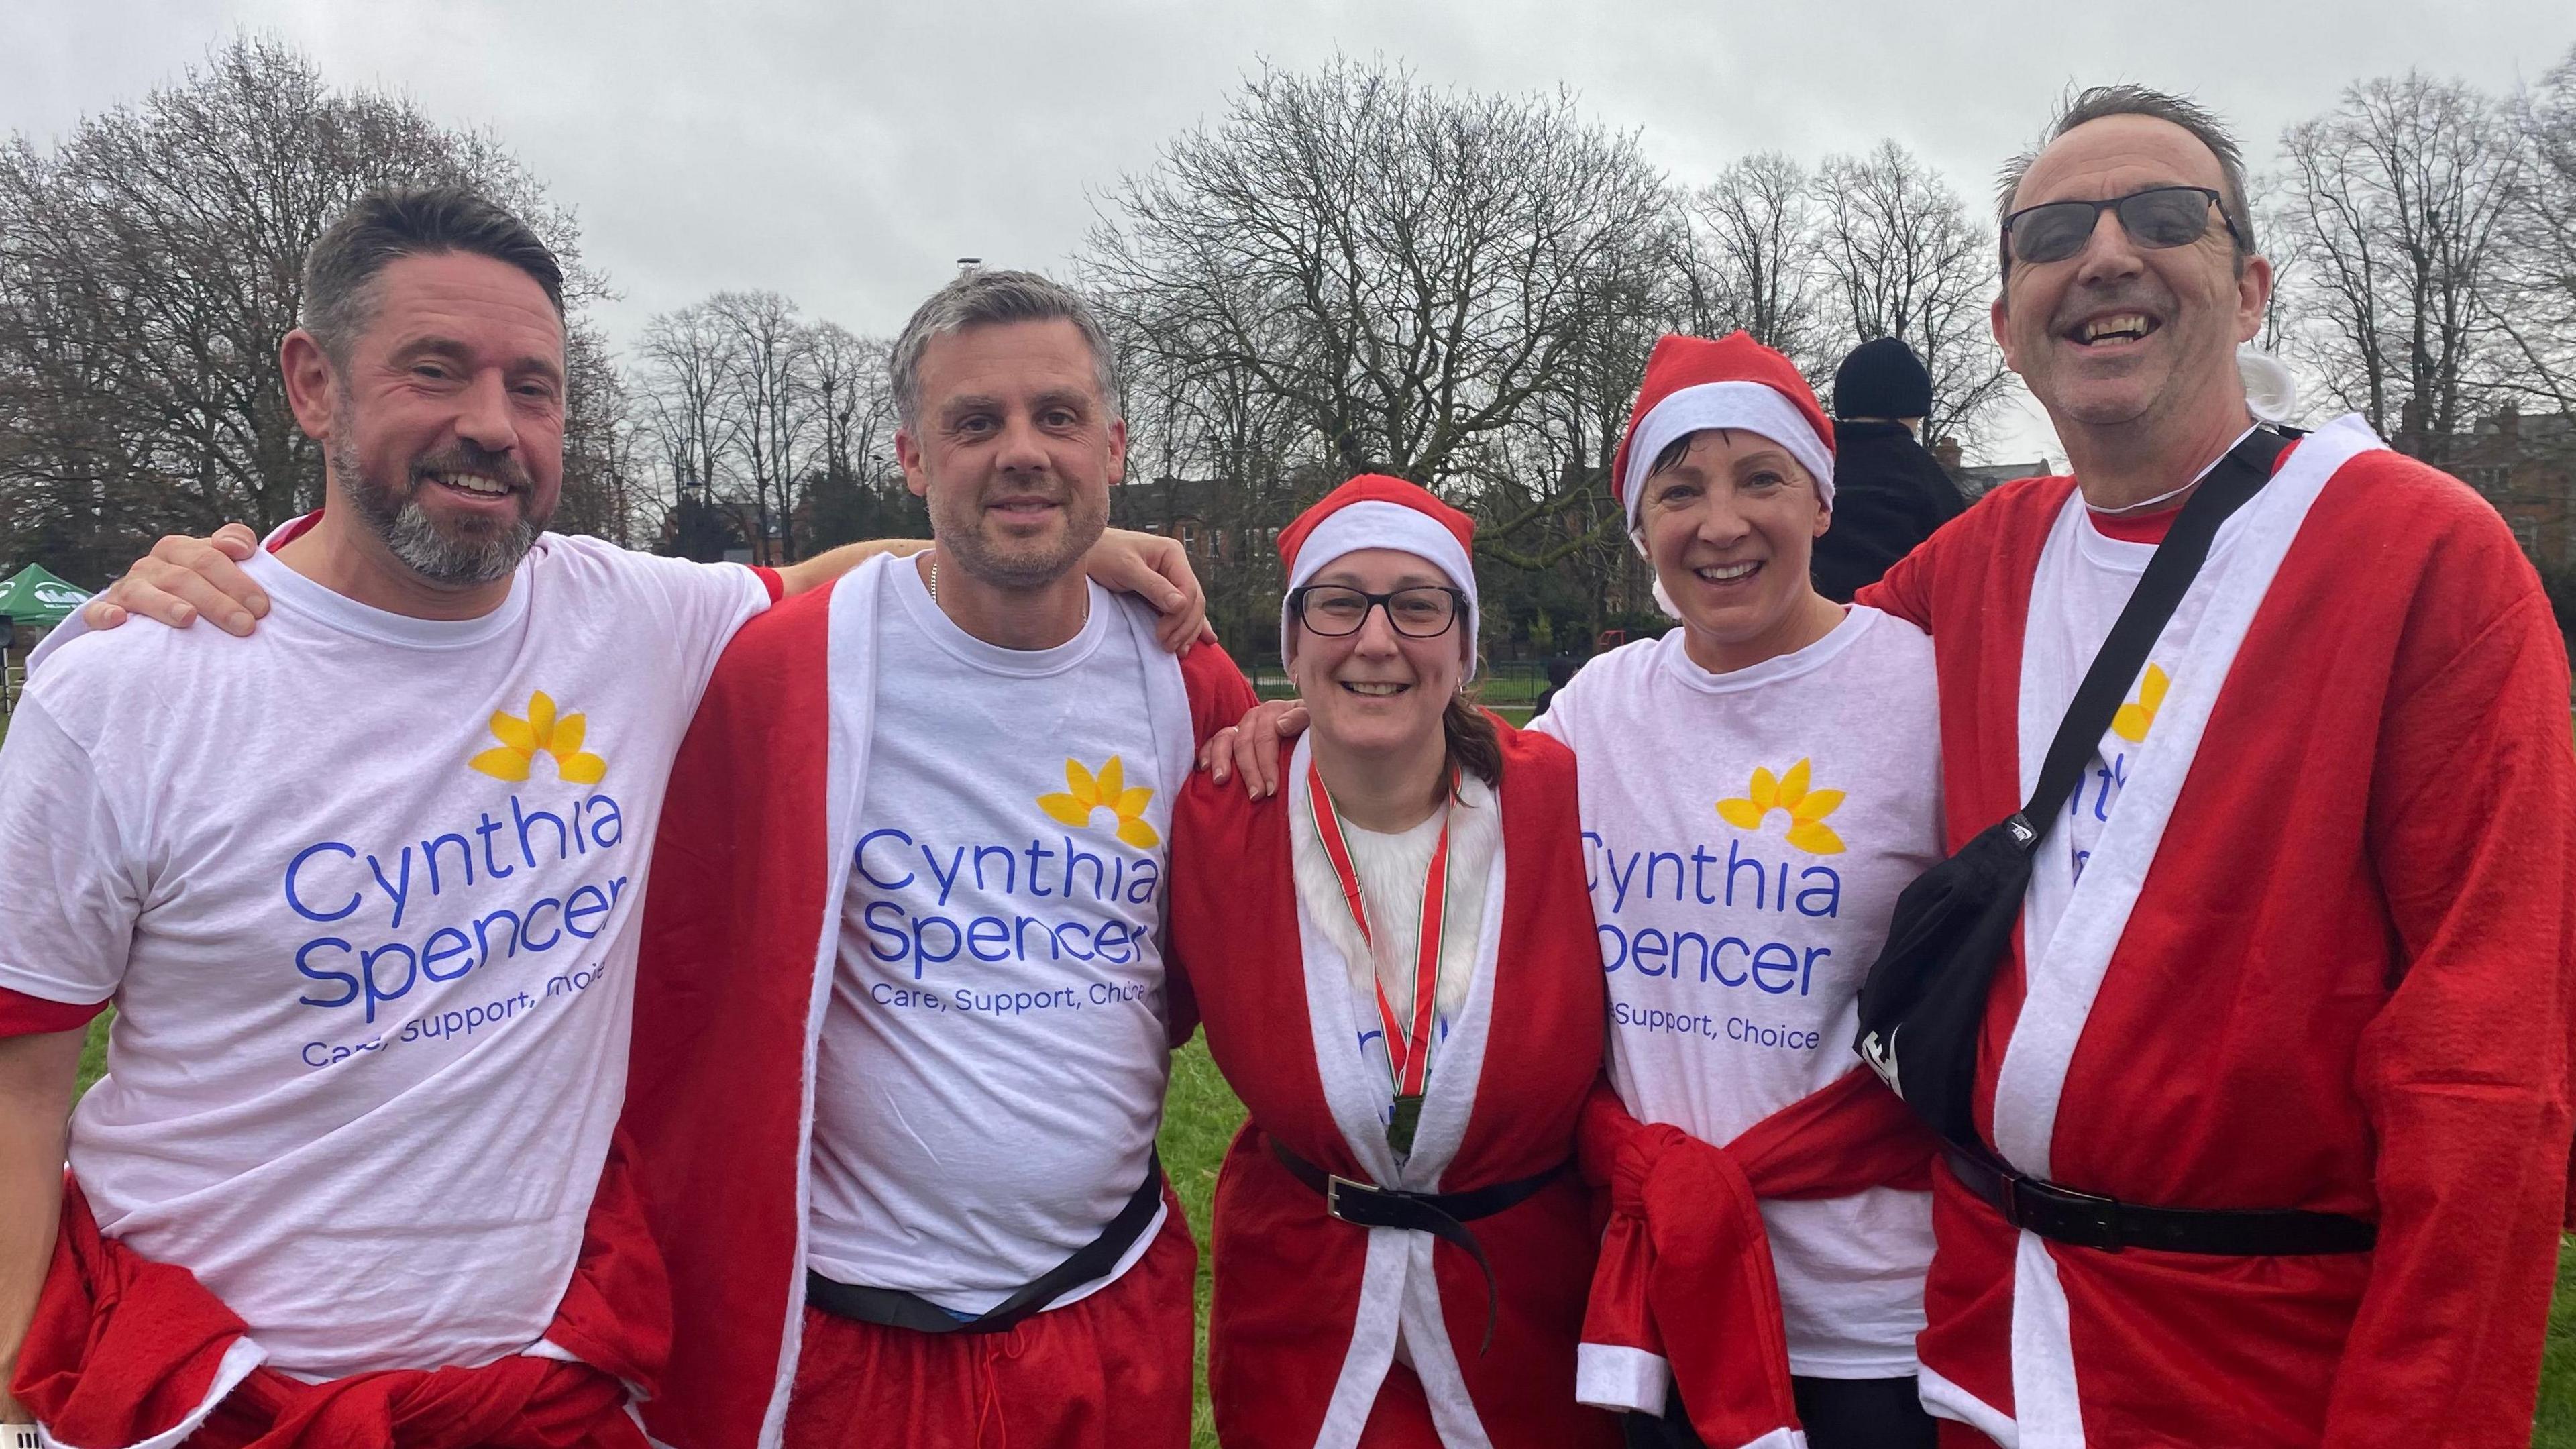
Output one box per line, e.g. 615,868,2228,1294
1443,691,1503,788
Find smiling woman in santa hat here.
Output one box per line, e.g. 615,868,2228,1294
1546,332,1944,1449
1165,474,1619,1449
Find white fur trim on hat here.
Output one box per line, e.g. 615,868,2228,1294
1621,380,1837,539
2239,345,2300,424
1279,500,1479,678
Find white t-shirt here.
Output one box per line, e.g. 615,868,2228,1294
2032,427,2256,888
2027,513,2165,889
0,535,767,1379
805,562,1179,1315
1532,608,1942,1377
1301,776,1497,1145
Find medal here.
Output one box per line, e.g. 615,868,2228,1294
1307,760,1452,1157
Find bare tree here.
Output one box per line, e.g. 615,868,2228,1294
702,291,818,562
1087,56,1679,515
1812,142,2012,443
800,322,922,551
806,323,894,488
2500,49,2576,417
0,34,593,582
2275,72,2524,454
1686,152,1828,366
636,299,739,543
555,321,649,547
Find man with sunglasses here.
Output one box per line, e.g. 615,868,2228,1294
1858,86,2576,1446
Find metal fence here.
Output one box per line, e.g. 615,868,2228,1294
1246,657,1552,708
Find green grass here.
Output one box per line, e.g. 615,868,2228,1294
2542,1240,2576,1447
1155,1039,1240,1449
70,1002,2576,1446
75,1010,109,1092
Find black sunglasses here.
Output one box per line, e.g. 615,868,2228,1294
1288,584,1466,639
2002,186,2239,266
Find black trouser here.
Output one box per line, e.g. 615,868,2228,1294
1622,1375,1936,1449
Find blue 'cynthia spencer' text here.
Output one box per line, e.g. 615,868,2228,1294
854,828,1161,977
1586,830,1843,996
285,791,630,1022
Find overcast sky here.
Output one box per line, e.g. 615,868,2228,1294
11,0,2573,466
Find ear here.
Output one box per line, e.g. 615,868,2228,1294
280,329,339,444
1990,291,2019,372
1106,415,1128,486
1812,498,1833,539
2233,254,2275,345
895,427,930,500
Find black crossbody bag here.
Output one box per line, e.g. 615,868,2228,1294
1854,427,2375,1257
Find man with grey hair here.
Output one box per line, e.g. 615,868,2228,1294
0,193,1203,1447
1856,86,2576,1445
612,267,1256,1449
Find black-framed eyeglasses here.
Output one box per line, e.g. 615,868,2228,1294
1289,584,1466,639
2002,186,2239,265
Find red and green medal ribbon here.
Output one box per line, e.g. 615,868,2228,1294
1306,759,1451,1157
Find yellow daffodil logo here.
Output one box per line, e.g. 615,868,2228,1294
1716,758,1846,855
2112,663,2169,744
1038,755,1159,848
469,690,608,784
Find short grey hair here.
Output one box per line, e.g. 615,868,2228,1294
1995,85,2256,281
302,186,566,365
888,268,1122,430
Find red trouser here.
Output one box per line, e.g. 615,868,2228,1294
784,1191,1195,1449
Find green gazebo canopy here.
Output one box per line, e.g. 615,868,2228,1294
0,564,91,627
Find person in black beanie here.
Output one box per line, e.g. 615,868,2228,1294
1811,337,1967,602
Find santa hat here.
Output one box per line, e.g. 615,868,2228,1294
1611,332,1838,547
1275,474,1478,676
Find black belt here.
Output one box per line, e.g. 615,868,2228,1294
805,1149,1165,1336
1945,1149,2376,1256
1267,1134,1564,1354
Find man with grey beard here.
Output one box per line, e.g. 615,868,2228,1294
0,189,1201,1448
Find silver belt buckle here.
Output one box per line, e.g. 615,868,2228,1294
1326,1173,1371,1222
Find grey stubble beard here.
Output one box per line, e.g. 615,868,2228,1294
330,417,545,589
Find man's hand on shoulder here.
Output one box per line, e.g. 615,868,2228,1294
80,524,268,635
1085,529,1212,655
1199,698,1307,797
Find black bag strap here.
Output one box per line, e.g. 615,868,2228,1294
2008,427,2295,848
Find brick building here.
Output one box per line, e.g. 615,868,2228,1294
2392,404,2576,571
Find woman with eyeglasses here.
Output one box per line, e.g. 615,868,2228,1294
1165,474,1619,1449
1205,336,1946,1449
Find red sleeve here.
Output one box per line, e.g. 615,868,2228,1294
749,566,785,604
0,985,106,1038
1178,637,1258,751
2322,515,2576,1446
265,511,323,551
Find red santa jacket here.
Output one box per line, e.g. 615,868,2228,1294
1856,416,2576,1448
1574,1071,1934,1449
1167,723,1616,1449
616,560,1254,1449
12,1147,664,1449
